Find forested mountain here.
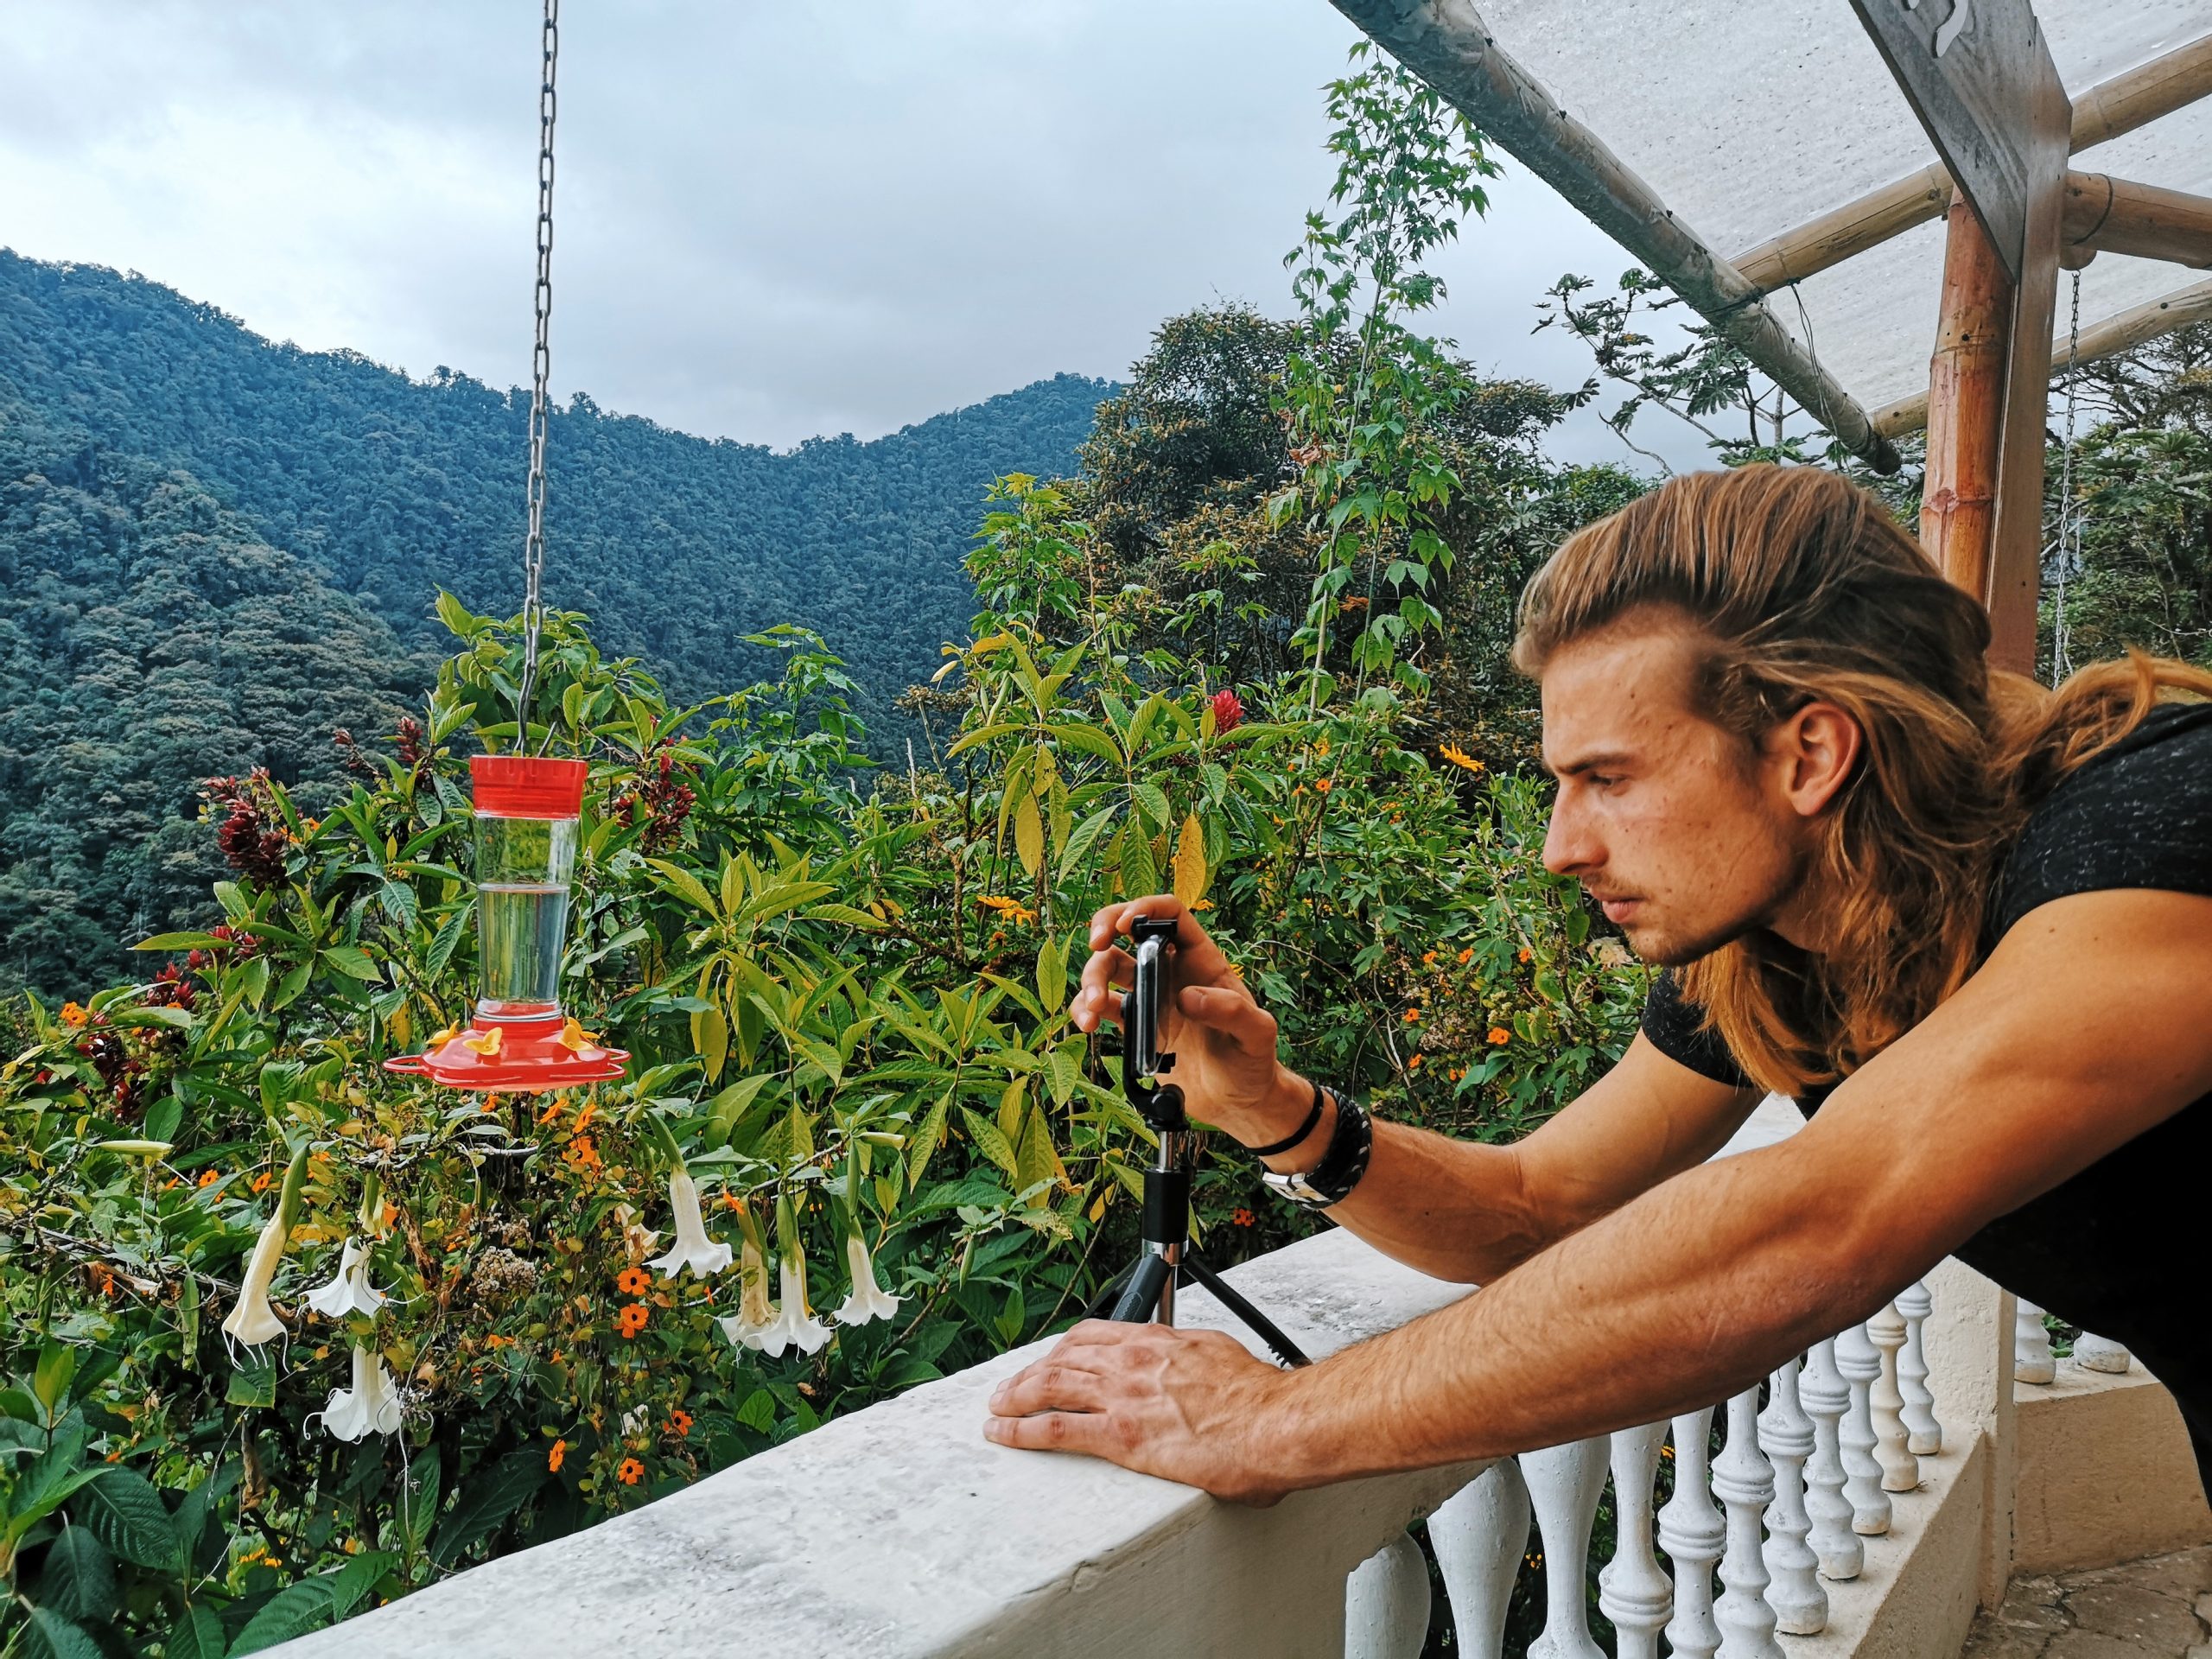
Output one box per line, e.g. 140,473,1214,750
0,249,1109,993
0,251,1107,725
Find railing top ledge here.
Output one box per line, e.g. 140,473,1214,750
276,1227,1481,1659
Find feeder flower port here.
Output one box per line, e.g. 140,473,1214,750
321,1344,404,1442
304,1237,387,1320
385,755,627,1091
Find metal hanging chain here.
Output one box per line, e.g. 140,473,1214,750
2052,269,2082,687
515,0,559,745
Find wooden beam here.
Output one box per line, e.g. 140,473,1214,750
1733,33,2212,296
1921,198,2014,608
1325,0,1902,473
1872,276,2212,435
2061,172,2212,270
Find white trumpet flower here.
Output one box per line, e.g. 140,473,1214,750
715,1201,777,1349
646,1168,732,1281
303,1238,386,1320
219,1211,289,1350
833,1231,901,1328
721,1194,830,1357
321,1344,404,1441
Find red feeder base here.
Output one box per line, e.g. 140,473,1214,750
385,1010,627,1092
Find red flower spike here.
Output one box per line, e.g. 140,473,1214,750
1210,688,1244,734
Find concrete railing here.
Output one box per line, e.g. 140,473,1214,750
278,1101,2209,1657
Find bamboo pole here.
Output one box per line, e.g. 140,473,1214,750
2061,173,2212,270
1325,0,1900,473
1921,197,2014,611
1873,275,2212,437
1732,33,2212,296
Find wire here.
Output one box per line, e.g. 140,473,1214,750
2053,270,2081,686
516,0,559,747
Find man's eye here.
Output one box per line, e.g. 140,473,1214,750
1588,774,1620,791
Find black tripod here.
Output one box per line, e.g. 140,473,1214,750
1081,917,1309,1368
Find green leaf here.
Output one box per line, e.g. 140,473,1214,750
1034,935,1065,1014
79,1467,176,1568
1132,781,1173,836
226,1351,277,1411
1046,1038,1085,1109
1057,804,1118,882
906,1095,950,1190
231,1553,398,1653
647,858,720,918
425,902,474,979
130,931,231,953
429,1450,547,1568
1013,1105,1065,1205
402,1445,442,1557
39,1525,117,1624
321,944,381,982
734,1389,777,1433
959,1107,1020,1179
33,1341,76,1413
162,1605,227,1659
22,1607,103,1659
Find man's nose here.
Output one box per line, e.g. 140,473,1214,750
1541,800,1597,877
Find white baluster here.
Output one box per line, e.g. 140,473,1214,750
1598,1422,1671,1659
1866,1302,1920,1493
1429,1459,1529,1659
1800,1338,1862,1580
1713,1386,1783,1659
1834,1322,1891,1535
1522,1437,1608,1659
2075,1331,2132,1374
1758,1357,1827,1634
2014,1300,2056,1384
1895,1279,1942,1455
1346,1529,1431,1659
1658,1408,1724,1659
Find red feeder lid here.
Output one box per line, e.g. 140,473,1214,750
471,755,588,819
384,1010,627,1092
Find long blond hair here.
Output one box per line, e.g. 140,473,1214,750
1513,465,2212,1096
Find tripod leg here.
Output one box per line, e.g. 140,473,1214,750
1080,1260,1137,1324
1182,1250,1311,1368
1109,1253,1173,1325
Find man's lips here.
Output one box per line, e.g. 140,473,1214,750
1594,895,1643,924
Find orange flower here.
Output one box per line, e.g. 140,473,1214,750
1457,947,1473,964
1421,950,1438,966
1313,777,1332,793
548,1438,567,1472
59,1002,89,1028
616,1265,651,1296
1408,1053,1423,1070
667,1408,693,1437
1438,743,1484,773
1402,1007,1421,1024
563,1136,601,1171
617,1457,645,1486
197,1169,220,1188
1517,947,1533,963
535,1097,567,1127
616,1303,650,1339
250,1171,272,1194
1231,1207,1255,1227
1486,1026,1511,1046
572,1100,598,1135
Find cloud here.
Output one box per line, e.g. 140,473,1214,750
0,0,1707,468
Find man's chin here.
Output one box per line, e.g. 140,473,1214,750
1623,918,1753,969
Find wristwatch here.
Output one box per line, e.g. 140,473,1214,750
1261,1088,1373,1209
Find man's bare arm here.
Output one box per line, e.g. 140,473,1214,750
1299,1034,1761,1283
987,890,2212,1499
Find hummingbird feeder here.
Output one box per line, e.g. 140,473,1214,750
386,757,626,1090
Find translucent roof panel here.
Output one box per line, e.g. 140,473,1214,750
1477,0,2212,414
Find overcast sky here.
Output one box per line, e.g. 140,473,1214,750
0,1,1708,468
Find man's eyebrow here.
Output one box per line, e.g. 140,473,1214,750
1542,749,1637,779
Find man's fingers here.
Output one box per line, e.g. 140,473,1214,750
1177,983,1272,1050
1071,947,1135,1033
1091,895,1239,1001
986,1362,1112,1419
982,1410,1114,1454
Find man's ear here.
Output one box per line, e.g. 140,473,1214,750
1771,701,1862,819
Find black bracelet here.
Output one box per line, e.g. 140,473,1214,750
1247,1079,1326,1159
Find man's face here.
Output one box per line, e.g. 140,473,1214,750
1538,616,1809,966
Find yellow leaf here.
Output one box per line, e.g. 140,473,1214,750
1172,813,1208,908
1014,791,1045,878
1014,1103,1067,1205
996,1075,1028,1148
693,1004,729,1084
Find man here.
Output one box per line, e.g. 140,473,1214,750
982,464,2212,1504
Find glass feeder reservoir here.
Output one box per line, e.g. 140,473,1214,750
386,755,626,1090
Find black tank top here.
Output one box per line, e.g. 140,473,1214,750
1640,701,2212,1483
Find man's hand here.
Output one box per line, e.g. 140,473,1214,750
982,1319,1300,1504
1072,895,1314,1151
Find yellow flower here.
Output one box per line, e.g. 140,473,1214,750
558,1017,600,1052
1439,743,1484,773
976,894,1038,926
1191,898,1216,912
462,1027,503,1057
